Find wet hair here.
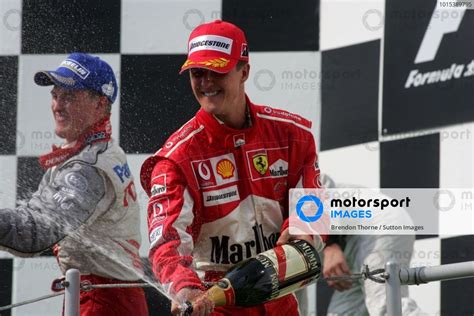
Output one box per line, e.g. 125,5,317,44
87,89,103,98
87,89,112,114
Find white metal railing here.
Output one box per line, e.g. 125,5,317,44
1,261,473,315
385,261,474,315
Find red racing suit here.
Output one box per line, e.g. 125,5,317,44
140,96,323,315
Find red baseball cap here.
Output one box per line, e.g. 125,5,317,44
180,20,249,74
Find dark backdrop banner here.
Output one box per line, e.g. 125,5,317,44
383,0,474,135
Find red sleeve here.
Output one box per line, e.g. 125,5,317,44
281,131,327,242
146,159,205,296
299,131,321,190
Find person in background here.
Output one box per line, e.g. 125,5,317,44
321,174,424,316
0,53,148,315
140,20,326,316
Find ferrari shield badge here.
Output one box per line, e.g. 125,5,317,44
252,154,268,175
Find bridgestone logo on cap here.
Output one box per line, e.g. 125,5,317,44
188,35,233,56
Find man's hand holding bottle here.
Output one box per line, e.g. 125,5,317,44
171,288,214,316
277,228,325,252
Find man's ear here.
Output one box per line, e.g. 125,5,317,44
241,63,250,83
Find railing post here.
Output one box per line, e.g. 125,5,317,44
385,261,402,316
65,269,80,316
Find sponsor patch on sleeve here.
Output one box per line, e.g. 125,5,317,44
151,174,167,196
149,225,164,247
113,162,131,183
64,172,88,192
151,198,169,223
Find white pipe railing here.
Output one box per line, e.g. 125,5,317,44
64,269,80,316
2,261,474,315
385,261,474,316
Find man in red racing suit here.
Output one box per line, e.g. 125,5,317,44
140,20,325,316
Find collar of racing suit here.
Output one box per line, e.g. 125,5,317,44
38,115,112,169
196,94,257,149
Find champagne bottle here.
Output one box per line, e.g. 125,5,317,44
184,239,321,313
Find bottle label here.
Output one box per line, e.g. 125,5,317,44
297,240,320,272
218,240,321,307
255,254,280,299
256,240,321,300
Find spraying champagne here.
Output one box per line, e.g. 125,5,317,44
183,239,321,314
